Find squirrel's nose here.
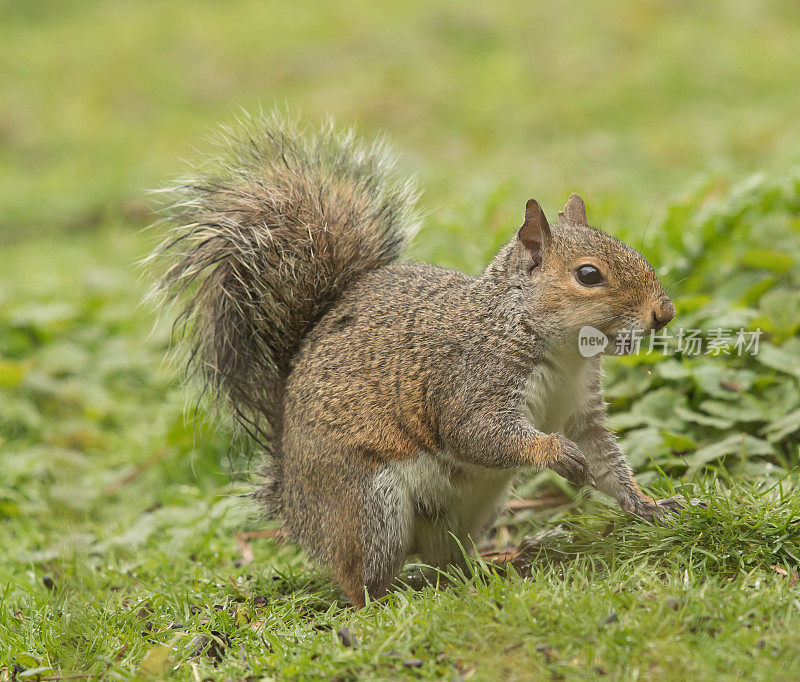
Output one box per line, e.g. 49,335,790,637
651,297,675,331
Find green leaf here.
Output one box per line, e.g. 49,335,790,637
19,667,54,679
604,369,655,399
623,387,687,432
674,405,735,430
687,434,775,475
757,288,800,338
619,428,666,469
739,249,794,273
607,411,648,431
655,359,691,381
15,653,43,668
691,365,756,399
660,430,697,451
756,343,800,379
0,359,28,387
739,276,777,306
698,398,766,423
140,645,172,677
761,407,800,443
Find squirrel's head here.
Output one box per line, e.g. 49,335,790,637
501,193,674,351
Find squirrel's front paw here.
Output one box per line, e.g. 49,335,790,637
547,435,596,489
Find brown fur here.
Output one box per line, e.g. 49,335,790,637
150,112,682,607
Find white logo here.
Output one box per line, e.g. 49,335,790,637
578,325,608,357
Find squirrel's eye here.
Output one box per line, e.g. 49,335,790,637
575,264,604,287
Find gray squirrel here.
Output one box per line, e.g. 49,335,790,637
150,112,685,608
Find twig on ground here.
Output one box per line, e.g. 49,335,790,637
235,535,255,565
236,529,284,541
479,548,519,564
505,496,569,511
102,450,171,496
234,529,284,565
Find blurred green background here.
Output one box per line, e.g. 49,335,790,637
3,0,800,240
2,1,800,678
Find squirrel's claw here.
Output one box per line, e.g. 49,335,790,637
635,495,706,523
549,436,596,489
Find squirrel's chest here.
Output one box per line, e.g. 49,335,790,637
522,361,588,434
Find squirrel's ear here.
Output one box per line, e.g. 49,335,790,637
517,198,550,266
557,193,588,226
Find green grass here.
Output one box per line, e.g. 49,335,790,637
2,1,800,679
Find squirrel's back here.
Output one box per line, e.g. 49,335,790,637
147,112,420,512
284,260,475,454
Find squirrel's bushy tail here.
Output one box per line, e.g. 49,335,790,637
147,111,419,514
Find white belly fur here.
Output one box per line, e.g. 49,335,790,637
384,356,589,567
387,452,514,567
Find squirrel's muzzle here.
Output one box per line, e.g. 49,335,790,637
651,297,675,331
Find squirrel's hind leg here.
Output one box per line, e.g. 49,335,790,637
281,445,413,608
